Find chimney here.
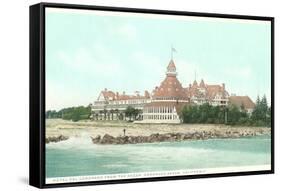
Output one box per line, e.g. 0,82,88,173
104,88,107,91
222,83,225,91
123,91,126,95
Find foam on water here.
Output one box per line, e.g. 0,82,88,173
47,132,96,150
46,135,271,178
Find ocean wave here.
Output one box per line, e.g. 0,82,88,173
46,134,94,150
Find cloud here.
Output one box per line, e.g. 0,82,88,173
47,44,127,110
129,51,164,89
222,64,253,79
57,45,122,78
176,59,214,87
116,24,138,41
104,22,138,42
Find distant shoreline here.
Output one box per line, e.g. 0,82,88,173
46,119,271,144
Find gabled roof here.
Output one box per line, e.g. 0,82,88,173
206,85,223,99
153,60,188,100
192,80,198,87
229,96,255,109
187,80,229,100
199,79,205,88
153,76,187,99
98,89,151,101
117,94,150,100
101,90,115,99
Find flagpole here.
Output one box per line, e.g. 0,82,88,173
171,46,173,60
171,46,176,60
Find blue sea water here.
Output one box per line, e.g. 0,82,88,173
46,135,271,178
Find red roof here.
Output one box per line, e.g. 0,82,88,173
101,90,115,99
229,96,255,109
153,60,188,100
199,79,205,88
186,80,229,100
100,89,151,101
192,80,198,87
153,76,187,99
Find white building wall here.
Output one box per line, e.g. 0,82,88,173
138,106,181,124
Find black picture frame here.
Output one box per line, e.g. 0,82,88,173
29,2,275,189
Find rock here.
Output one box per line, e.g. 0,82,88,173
46,135,68,144
149,133,160,142
100,134,116,144
90,127,270,145
183,133,193,140
91,135,101,144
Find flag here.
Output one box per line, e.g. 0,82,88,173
170,46,177,59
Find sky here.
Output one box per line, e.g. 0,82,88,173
45,8,272,111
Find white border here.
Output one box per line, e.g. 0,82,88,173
46,165,271,184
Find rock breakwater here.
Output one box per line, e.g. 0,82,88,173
91,129,270,145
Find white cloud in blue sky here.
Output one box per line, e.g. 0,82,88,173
46,8,271,110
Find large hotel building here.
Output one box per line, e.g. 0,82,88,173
91,59,255,123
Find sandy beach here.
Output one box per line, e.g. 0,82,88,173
46,119,271,141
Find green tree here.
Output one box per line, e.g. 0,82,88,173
132,108,141,120
251,95,269,126
181,103,252,126
72,109,81,122
110,109,114,120
56,106,91,121
46,110,60,119
267,106,271,127
103,109,107,120
125,106,135,121
227,105,242,125
181,105,190,123
260,95,268,122
198,103,211,123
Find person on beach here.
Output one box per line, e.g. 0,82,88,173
123,129,126,136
